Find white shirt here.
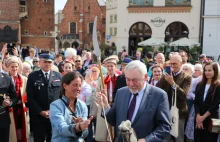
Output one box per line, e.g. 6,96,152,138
41,70,50,80
203,84,210,101
104,82,147,123
128,82,147,122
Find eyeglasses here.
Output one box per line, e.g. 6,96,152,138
75,60,81,62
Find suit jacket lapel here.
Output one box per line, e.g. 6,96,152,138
48,71,54,87
174,72,184,85
132,84,152,125
0,72,5,85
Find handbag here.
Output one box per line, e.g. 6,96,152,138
210,119,220,133
170,87,179,138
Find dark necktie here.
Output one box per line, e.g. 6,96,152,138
127,93,138,121
45,73,49,82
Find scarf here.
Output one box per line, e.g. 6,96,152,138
104,73,120,102
13,74,23,96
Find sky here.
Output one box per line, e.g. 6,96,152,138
55,0,67,14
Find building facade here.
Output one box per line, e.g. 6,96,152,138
106,0,201,55
57,0,106,49
202,0,220,61
0,0,55,49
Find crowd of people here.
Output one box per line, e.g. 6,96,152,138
0,42,220,142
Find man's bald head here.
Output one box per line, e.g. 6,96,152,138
170,54,182,73
170,54,182,63
155,53,165,64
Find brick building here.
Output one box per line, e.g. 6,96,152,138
58,0,106,49
0,0,55,50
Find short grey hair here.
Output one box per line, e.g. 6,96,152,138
182,63,194,73
22,62,31,70
65,48,77,59
194,64,203,73
124,60,147,76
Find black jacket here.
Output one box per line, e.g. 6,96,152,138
0,72,17,128
27,70,62,123
113,74,127,102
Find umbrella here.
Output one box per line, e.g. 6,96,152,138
169,38,200,46
138,37,166,46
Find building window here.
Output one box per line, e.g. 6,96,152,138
102,18,106,24
24,30,29,35
110,28,113,36
70,22,77,34
114,28,117,36
43,0,48,2
114,15,117,23
165,0,191,5
129,0,153,6
110,15,113,23
44,31,47,36
88,23,93,34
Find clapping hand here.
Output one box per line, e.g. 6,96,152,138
72,116,83,123
75,116,94,131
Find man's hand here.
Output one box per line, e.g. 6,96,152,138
97,92,108,110
2,99,11,107
40,111,49,118
164,73,175,85
138,138,146,142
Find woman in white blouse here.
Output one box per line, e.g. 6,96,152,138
194,62,220,142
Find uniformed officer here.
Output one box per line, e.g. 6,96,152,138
0,72,17,142
27,53,62,142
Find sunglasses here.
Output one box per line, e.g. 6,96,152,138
43,61,52,63
75,60,81,62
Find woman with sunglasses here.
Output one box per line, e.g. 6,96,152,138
194,62,220,142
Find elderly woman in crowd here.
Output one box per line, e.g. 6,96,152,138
22,62,32,77
32,57,40,71
49,72,93,142
5,56,28,142
181,63,198,113
194,62,220,142
148,64,163,86
65,48,77,62
193,64,203,78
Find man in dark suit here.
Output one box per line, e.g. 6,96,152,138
98,60,171,142
135,51,145,64
27,53,62,142
82,52,92,70
0,72,17,142
157,54,192,142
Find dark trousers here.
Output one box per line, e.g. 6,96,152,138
0,127,10,142
194,128,218,142
33,121,51,142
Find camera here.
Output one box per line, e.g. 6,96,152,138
7,43,16,55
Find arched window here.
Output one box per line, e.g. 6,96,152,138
70,22,76,34
129,22,152,36
165,22,189,42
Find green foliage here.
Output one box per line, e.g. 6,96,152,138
190,46,202,54
158,46,164,52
